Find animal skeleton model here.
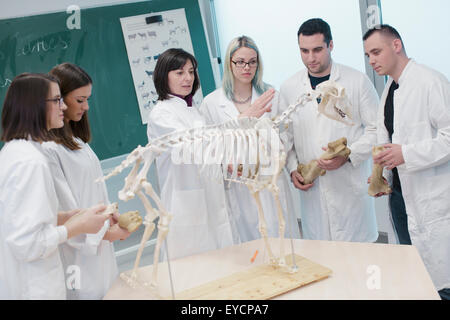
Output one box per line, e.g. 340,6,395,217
99,80,353,290
368,145,393,196
297,137,351,185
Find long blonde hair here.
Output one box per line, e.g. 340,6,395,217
222,35,271,101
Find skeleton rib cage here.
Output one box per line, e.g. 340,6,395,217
99,80,353,290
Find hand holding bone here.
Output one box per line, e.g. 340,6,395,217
104,223,131,242
291,170,314,191
317,146,350,171
368,146,393,197
373,143,405,170
64,203,108,239
297,137,351,185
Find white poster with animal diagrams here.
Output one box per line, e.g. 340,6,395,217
120,8,203,124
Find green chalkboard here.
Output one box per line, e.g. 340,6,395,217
0,0,216,159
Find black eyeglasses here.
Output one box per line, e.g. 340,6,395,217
46,97,64,107
231,59,258,68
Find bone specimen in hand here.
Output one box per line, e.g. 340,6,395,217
119,211,143,233
297,137,351,185
368,146,392,197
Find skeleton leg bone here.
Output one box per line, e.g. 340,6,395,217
120,217,155,288
119,182,159,288
141,181,172,288
268,156,287,267
250,189,277,266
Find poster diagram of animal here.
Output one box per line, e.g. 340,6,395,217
120,8,203,124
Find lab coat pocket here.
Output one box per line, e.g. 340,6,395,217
170,188,208,227
25,255,65,299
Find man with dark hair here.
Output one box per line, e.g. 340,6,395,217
364,24,450,300
279,18,379,243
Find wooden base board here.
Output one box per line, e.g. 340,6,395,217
171,254,332,300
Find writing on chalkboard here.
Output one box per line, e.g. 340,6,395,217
17,33,70,57
0,78,12,88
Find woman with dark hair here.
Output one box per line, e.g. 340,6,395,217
0,73,108,299
147,48,234,258
200,36,301,242
42,63,130,299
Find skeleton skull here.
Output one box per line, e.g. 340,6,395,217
316,81,354,126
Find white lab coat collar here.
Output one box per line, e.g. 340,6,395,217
167,94,190,106
218,87,259,120
397,59,415,87
300,60,340,87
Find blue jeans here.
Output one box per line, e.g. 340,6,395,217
389,188,412,245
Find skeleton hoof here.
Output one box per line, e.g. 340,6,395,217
268,257,278,266
288,264,299,274
120,271,138,288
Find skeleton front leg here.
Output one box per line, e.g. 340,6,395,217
268,157,286,267
250,189,277,266
120,186,157,288
141,181,172,288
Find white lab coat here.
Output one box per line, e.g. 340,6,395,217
377,60,450,291
279,62,379,242
42,139,118,299
199,87,301,242
0,139,67,299
147,95,234,259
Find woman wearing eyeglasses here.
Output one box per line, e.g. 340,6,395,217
41,63,130,299
147,48,235,259
0,73,109,299
200,35,301,243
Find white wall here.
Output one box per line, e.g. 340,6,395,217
214,0,366,90
381,0,450,80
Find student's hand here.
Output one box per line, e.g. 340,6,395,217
373,143,404,170
238,88,275,118
291,170,314,191
103,224,131,242
64,204,108,239
317,146,349,170
57,209,80,226
108,212,120,226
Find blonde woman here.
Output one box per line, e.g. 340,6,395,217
200,35,301,243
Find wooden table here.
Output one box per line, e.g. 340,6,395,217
104,238,440,300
